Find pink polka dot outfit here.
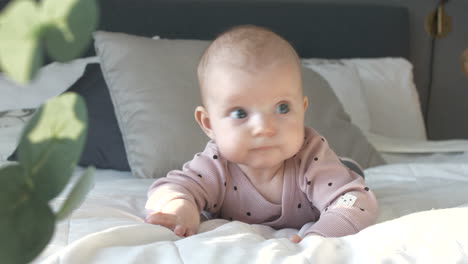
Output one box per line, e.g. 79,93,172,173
146,127,378,237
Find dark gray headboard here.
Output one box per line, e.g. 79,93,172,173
84,1,409,59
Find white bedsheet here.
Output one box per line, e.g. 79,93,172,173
31,162,468,264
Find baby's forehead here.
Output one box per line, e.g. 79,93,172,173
204,61,303,100
198,25,301,104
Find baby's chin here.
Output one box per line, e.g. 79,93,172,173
238,153,291,170
220,143,301,168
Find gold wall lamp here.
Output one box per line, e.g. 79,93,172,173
424,0,451,38
425,0,468,77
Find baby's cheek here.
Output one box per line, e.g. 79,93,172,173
216,136,247,162
285,126,304,153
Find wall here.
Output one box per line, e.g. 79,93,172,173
207,0,467,140
2,0,466,139
428,0,468,139
317,0,468,140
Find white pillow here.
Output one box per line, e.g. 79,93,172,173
303,57,427,141
0,56,99,111
346,58,426,140
302,58,371,132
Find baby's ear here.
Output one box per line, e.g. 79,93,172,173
303,96,309,111
194,106,215,139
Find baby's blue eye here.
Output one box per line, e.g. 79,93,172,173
230,109,248,119
276,103,290,114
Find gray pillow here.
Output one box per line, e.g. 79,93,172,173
301,67,385,169
93,31,384,178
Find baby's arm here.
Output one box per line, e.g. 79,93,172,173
145,143,226,237
307,186,378,238
303,162,378,237
298,128,378,238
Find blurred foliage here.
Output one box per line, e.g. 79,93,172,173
0,0,99,263
0,93,95,264
0,0,98,83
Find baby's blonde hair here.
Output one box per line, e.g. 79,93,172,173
197,25,301,104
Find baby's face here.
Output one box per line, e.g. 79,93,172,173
202,62,307,170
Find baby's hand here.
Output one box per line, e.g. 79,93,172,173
146,212,198,237
289,233,322,243
289,234,302,243
145,199,200,237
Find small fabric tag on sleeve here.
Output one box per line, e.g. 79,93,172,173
335,193,357,208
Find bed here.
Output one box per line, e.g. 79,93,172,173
1,2,468,263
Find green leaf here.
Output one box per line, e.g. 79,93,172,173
0,164,28,214
41,0,99,62
0,0,43,84
56,166,95,220
17,92,88,203
0,197,55,264
0,165,55,264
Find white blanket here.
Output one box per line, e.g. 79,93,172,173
40,208,468,264
35,162,468,264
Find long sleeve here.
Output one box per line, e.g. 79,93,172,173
299,127,378,237
145,141,227,215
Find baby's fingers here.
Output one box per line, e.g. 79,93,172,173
174,225,186,237
146,212,177,230
185,227,196,237
289,234,302,243
146,212,197,237
174,225,196,237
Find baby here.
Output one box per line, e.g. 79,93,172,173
145,25,378,242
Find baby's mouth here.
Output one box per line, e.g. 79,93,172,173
251,145,275,151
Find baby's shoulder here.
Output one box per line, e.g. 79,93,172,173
303,126,326,141
188,140,227,166
295,127,335,168
300,126,330,152
180,141,229,178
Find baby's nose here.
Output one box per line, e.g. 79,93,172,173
252,115,276,137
